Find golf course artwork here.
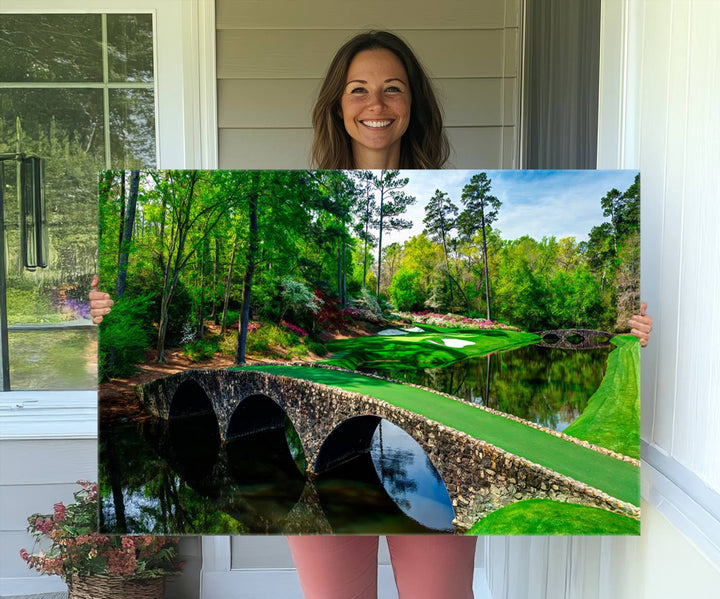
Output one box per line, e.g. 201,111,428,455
98,169,641,536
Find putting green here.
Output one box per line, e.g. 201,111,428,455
466,498,640,535
324,328,540,371
235,364,639,506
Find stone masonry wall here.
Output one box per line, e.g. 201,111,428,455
138,368,640,531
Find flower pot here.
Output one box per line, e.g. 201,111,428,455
67,575,165,599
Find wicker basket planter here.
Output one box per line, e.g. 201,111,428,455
67,575,165,599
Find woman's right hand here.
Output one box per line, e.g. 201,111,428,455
89,275,113,324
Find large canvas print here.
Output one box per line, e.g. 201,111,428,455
98,169,641,535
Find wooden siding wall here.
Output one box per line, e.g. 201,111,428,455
0,439,96,587
216,0,521,169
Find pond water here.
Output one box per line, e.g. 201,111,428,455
361,344,611,433
99,343,609,534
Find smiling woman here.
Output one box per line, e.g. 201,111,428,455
311,31,449,169
340,48,411,168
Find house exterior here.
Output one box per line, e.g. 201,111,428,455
1,1,718,598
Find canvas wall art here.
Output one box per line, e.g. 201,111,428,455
98,169,641,535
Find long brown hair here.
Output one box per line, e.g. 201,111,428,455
311,31,449,169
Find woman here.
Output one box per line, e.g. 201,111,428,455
90,31,653,599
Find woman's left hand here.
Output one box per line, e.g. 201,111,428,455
628,301,653,347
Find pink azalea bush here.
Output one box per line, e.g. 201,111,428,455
406,311,519,331
20,481,182,584
281,320,309,337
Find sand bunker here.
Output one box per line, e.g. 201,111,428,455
428,338,476,348
377,328,409,336
405,326,425,333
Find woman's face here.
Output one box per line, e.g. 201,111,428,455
340,48,411,168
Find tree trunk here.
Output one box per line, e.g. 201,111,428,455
236,190,259,364
440,227,454,309
221,239,238,335
376,187,384,300
115,170,139,299
481,210,491,320
211,236,220,323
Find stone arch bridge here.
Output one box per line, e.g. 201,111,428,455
138,367,638,530
534,329,614,350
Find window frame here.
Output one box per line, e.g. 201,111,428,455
0,0,217,438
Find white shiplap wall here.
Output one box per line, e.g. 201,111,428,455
216,0,522,169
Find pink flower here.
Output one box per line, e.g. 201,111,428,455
19,548,29,562
53,503,66,522
121,537,135,549
34,518,53,534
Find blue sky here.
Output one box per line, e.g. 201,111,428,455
376,170,639,246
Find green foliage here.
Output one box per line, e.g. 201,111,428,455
244,323,308,360
98,295,153,381
388,268,424,311
306,339,328,357
182,336,220,362
467,499,639,535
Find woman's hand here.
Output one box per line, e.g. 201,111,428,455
89,275,113,324
628,301,652,347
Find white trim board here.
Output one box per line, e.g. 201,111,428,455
642,442,720,567
0,391,97,440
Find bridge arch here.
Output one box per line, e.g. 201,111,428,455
227,393,292,440
169,379,215,419
315,416,456,529
315,414,382,473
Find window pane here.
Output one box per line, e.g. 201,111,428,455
110,88,156,169
0,13,157,390
0,14,102,82
0,88,106,162
107,14,154,83
8,329,97,390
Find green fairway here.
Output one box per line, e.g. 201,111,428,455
563,335,640,459
235,364,639,506
323,328,540,371
466,498,640,535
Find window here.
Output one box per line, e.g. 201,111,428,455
0,13,156,389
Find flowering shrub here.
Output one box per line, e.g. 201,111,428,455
20,481,181,583
403,311,519,331
281,320,308,337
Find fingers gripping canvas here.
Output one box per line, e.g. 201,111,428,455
98,169,641,535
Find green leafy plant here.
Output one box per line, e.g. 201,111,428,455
182,336,220,361
20,482,182,583
98,295,154,381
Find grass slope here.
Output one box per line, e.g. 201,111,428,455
466,498,640,535
563,335,640,459
323,328,540,371
236,364,640,506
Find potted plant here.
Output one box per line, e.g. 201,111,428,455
20,481,182,598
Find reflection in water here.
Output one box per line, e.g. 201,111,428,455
100,415,452,534
100,343,609,533
365,345,610,432
370,420,454,531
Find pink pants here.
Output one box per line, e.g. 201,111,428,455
287,536,477,599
